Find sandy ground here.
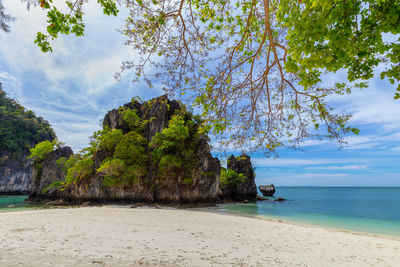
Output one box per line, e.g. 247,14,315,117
0,206,399,266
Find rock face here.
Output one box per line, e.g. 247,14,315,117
0,153,33,194
102,96,182,143
29,146,73,200
219,154,257,201
258,184,276,196
30,95,220,205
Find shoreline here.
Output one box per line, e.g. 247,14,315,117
199,205,400,241
1,206,399,266
2,202,400,241
212,202,400,240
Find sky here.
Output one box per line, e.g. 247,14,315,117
0,0,399,186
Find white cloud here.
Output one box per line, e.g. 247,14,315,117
0,0,134,89
306,165,368,170
341,133,400,150
0,72,19,82
0,71,23,100
252,158,366,167
389,146,400,152
315,68,400,152
325,70,400,132
300,139,330,147
285,173,350,178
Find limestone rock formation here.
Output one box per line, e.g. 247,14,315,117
29,146,73,200
0,152,32,194
258,184,276,196
30,95,220,205
219,154,257,201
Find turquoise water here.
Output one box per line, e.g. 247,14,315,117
3,188,400,237
0,195,40,211
216,187,400,237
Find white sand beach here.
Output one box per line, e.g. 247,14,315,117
0,206,399,266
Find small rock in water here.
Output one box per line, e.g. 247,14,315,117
274,197,286,202
256,194,265,201
243,199,248,203
7,205,15,208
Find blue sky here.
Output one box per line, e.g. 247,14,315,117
1,1,400,186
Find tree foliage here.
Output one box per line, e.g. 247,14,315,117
64,155,94,184
150,113,203,181
220,168,246,188
28,139,58,161
98,129,148,185
33,0,118,52
0,0,40,32
0,83,56,156
33,1,400,152
0,0,15,32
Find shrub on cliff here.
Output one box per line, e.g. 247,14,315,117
28,140,58,161
97,129,148,186
150,113,202,182
220,168,246,188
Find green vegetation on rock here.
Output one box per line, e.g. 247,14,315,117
98,128,124,151
150,113,203,183
97,129,148,186
28,140,58,161
0,84,56,157
220,168,246,188
42,181,64,194
120,108,146,130
28,140,60,185
31,97,207,190
64,155,94,185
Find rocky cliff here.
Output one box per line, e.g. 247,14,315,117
29,146,73,200
219,154,257,201
0,153,32,194
29,95,220,205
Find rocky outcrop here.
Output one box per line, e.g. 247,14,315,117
152,137,220,204
102,96,182,142
0,83,56,194
29,146,73,200
219,154,257,201
30,95,220,205
257,194,286,202
258,184,275,196
0,152,33,194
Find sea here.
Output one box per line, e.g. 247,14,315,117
214,187,400,237
0,195,40,212
2,187,400,237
